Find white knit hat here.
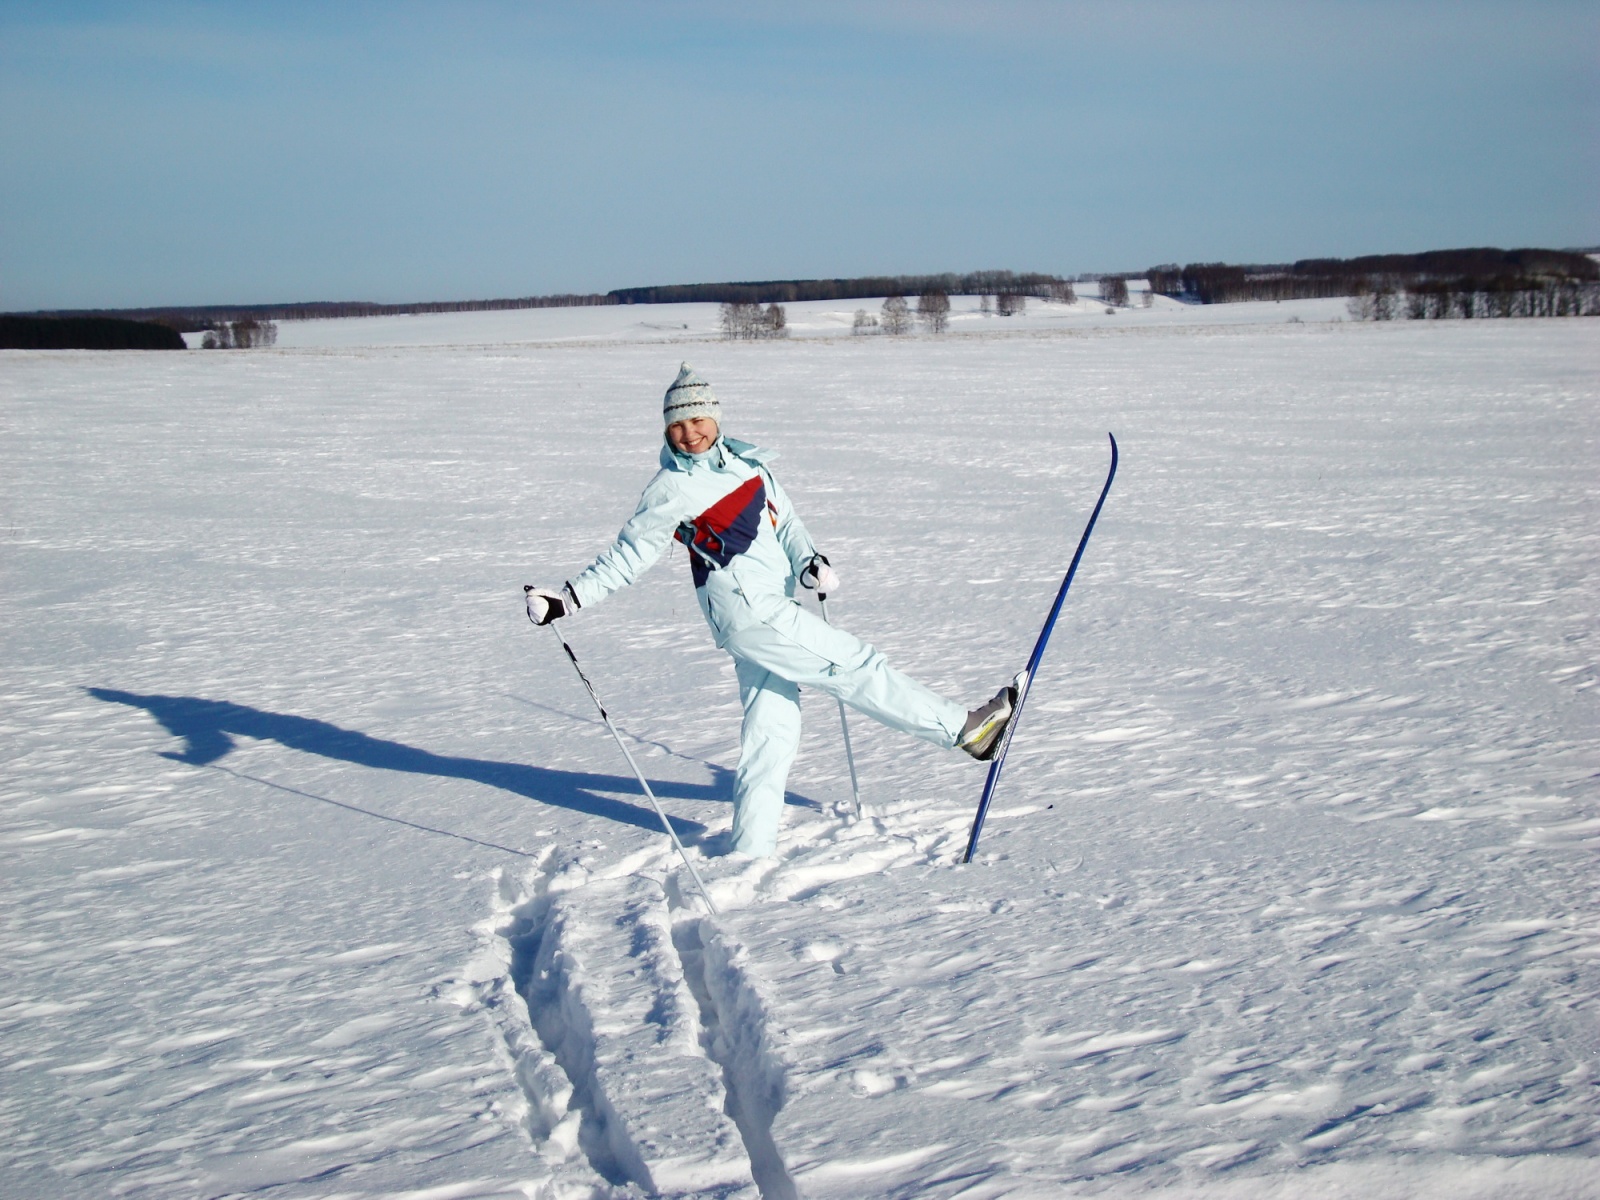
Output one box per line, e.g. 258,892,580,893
662,362,720,427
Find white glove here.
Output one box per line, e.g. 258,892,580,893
524,584,575,626
799,554,840,594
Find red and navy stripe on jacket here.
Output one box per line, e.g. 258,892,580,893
675,475,772,587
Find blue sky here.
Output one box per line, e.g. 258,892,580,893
2,1,1594,309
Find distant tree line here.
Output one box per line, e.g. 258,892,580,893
1348,278,1600,322
0,315,185,350
613,271,1072,306
719,302,788,339
14,273,1077,332
1147,248,1599,306
15,293,613,333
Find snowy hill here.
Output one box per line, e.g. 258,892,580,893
3,308,1597,1197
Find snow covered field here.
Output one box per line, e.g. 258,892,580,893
3,308,1597,1198
242,286,1353,352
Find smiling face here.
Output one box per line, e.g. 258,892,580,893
666,416,719,455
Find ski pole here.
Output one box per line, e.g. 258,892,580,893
541,623,717,915
817,593,862,817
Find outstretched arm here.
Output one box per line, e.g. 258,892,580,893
566,474,686,610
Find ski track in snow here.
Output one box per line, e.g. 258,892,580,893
2,308,1597,1197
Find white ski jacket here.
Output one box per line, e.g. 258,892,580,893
566,436,819,646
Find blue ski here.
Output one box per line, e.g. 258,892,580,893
962,433,1118,864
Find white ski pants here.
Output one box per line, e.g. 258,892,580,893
717,594,966,856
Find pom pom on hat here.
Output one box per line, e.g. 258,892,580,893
663,362,720,427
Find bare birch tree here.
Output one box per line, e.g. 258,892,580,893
917,289,950,334
881,295,912,335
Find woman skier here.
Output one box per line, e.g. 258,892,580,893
525,363,1015,857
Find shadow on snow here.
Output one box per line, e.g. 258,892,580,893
85,687,819,846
